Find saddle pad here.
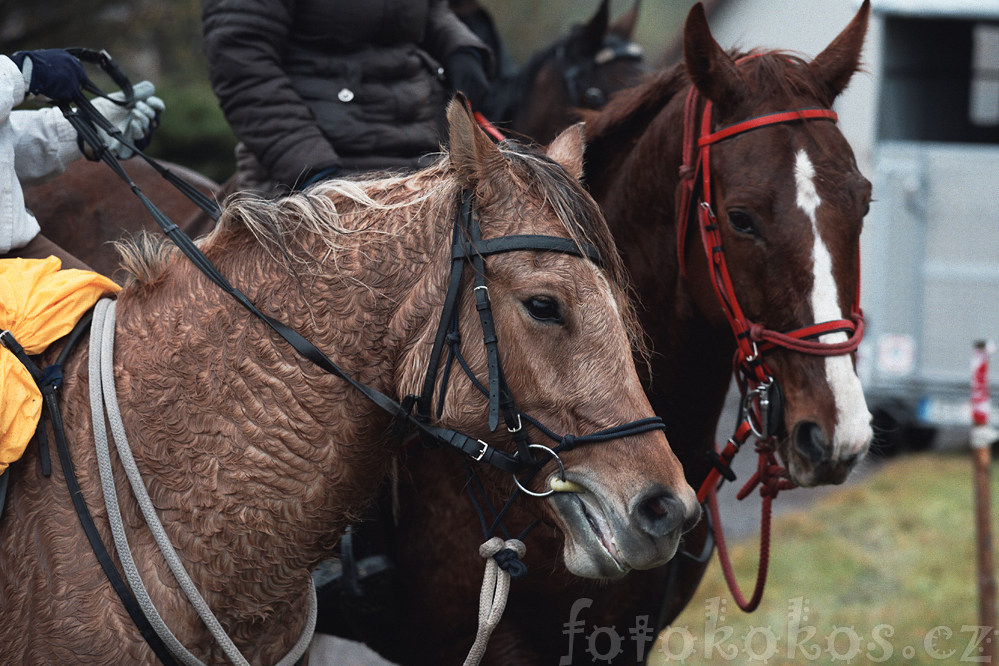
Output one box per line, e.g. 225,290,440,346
0,256,120,473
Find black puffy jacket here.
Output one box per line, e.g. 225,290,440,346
202,0,492,185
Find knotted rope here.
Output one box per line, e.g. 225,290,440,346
463,537,527,666
707,437,795,612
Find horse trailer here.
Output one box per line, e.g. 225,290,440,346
858,0,999,449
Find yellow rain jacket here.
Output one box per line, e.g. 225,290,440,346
0,256,120,473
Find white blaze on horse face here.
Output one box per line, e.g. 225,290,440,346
794,149,872,458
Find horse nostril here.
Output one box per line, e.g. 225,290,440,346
633,489,685,538
795,421,829,466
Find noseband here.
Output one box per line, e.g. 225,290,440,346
676,75,864,496
412,189,666,493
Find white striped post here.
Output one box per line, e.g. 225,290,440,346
971,340,996,662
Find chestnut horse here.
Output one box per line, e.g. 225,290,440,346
329,3,873,664
0,101,697,664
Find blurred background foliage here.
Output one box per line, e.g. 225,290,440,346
1,0,699,182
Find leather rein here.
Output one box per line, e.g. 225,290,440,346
675,76,865,611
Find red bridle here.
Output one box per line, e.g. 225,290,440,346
677,78,866,612
678,88,864,393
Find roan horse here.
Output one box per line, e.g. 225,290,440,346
0,100,698,663
328,3,874,664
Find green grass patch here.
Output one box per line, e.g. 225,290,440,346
650,452,998,664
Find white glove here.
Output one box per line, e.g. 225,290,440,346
89,80,165,159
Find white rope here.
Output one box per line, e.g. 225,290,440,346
462,537,526,666
89,297,317,665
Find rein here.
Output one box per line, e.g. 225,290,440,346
676,73,865,611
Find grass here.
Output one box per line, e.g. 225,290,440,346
646,451,999,664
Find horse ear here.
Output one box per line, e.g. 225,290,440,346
448,93,504,188
683,2,748,107
609,0,642,40
808,0,870,105
546,122,586,181
578,0,611,56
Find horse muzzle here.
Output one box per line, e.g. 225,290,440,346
549,473,701,579
785,418,871,487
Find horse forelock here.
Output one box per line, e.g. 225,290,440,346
733,49,843,111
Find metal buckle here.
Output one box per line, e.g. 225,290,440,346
507,413,523,434
472,439,489,461
743,380,772,439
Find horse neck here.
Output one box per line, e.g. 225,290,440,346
586,88,736,479
108,200,445,589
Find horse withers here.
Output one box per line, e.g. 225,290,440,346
0,98,697,664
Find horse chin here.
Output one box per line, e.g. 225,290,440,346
779,435,867,488
549,475,683,580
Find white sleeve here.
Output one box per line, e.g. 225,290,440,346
0,55,39,253
9,106,83,186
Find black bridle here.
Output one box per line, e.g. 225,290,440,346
412,189,667,480
553,30,644,110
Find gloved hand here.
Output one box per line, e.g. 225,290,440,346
8,49,86,101
89,80,164,159
445,47,490,111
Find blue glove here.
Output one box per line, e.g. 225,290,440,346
8,49,86,101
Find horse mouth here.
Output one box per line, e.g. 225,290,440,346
548,473,690,579
551,481,629,578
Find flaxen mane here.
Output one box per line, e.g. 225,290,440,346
115,144,647,355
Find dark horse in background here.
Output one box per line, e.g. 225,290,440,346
452,0,648,143
323,3,874,664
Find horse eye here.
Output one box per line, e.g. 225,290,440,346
522,296,564,324
727,209,760,236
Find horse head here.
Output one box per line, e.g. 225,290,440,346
411,100,699,579
680,2,873,487
506,0,648,144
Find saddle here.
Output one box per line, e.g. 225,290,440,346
0,256,119,475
